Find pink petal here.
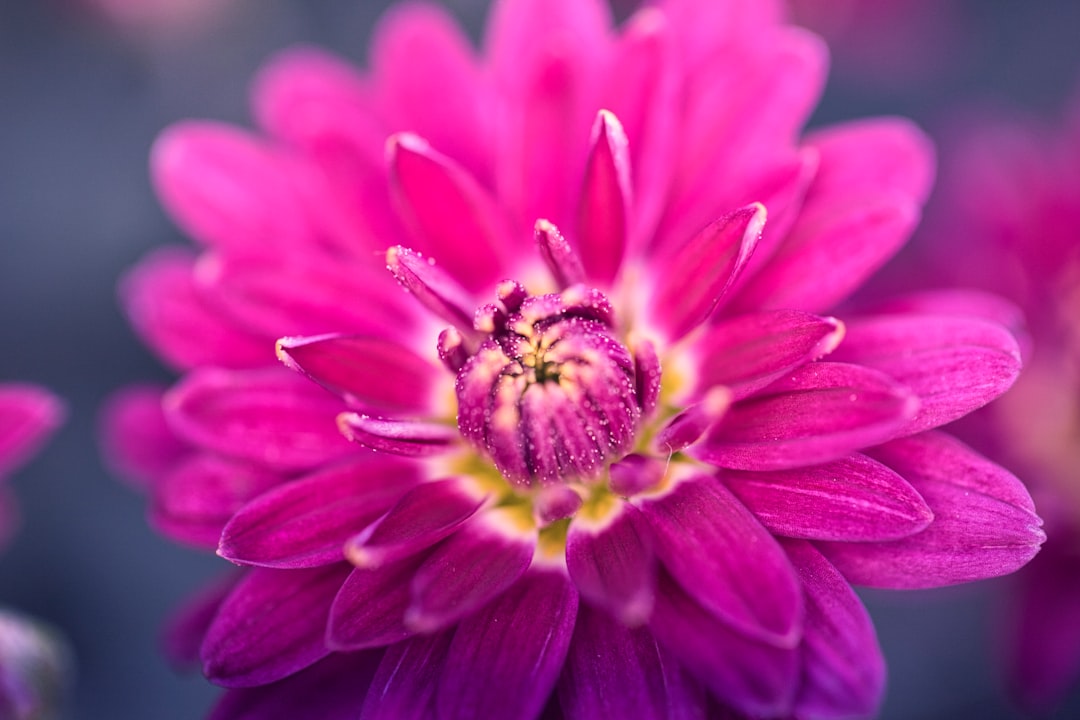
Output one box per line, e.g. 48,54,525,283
327,556,425,650
559,604,705,720
435,568,578,720
405,509,536,633
689,310,845,400
647,204,765,342
120,248,269,371
276,334,442,414
384,245,478,337
654,387,732,454
637,475,803,647
202,564,350,687
724,454,933,542
151,454,281,549
535,219,585,289
697,362,918,471
387,134,508,289
0,384,64,479
209,651,381,720
783,540,885,720
829,314,1022,435
164,367,355,472
818,432,1045,588
565,500,655,626
359,631,454,720
648,569,798,718
100,385,188,489
219,455,421,569
337,414,459,457
577,110,632,285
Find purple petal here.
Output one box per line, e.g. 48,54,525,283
164,367,355,472
406,509,536,632
536,219,586,289
435,568,579,720
566,500,655,625
385,245,478,337
819,432,1045,588
633,338,662,418
654,387,732,454
697,362,918,471
219,455,422,568
648,204,765,342
337,414,458,457
0,384,64,479
359,631,454,720
577,110,631,285
162,575,238,668
723,454,933,542
689,310,845,400
346,477,488,569
637,475,803,647
202,564,350,687
559,604,705,720
276,334,442,414
100,385,188,489
828,314,1022,435
649,569,798,717
209,651,381,720
327,556,425,650
783,540,885,720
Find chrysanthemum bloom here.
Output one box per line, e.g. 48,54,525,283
0,384,67,719
105,0,1045,717
924,88,1080,713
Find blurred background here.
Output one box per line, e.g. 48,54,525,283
2,0,1080,717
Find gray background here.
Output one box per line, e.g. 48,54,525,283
1,0,1079,718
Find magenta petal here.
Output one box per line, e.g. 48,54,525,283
100,385,188,489
559,604,705,720
698,362,918,471
648,204,765,342
783,540,885,720
219,455,421,569
654,387,732,454
535,219,586,289
406,509,536,632
565,501,655,625
724,454,933,542
387,134,507,289
637,475,803,647
690,310,845,400
337,414,458,457
435,568,579,720
577,110,632,285
152,454,281,549
0,384,64,479
819,432,1045,588
347,477,487,569
359,631,454,720
327,557,425,650
385,245,478,337
649,569,798,717
164,368,355,472
163,576,237,668
276,334,441,413
828,314,1022,435
202,564,350,687
209,651,381,720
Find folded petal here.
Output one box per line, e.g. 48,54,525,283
337,414,459,457
637,475,802,647
0,384,64,479
697,362,918,471
435,568,578,720
577,110,632,285
327,556,426,650
723,454,933,542
202,564,350,687
385,245,478,338
828,314,1022,435
164,368,355,472
559,604,705,720
819,432,1045,588
219,455,421,568
359,631,454,720
100,385,188,489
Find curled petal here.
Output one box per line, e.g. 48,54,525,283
337,414,458,457
385,246,477,337
654,387,732,454
536,219,585,288
0,384,65,479
632,338,662,418
577,110,632,285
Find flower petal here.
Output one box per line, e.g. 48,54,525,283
535,219,585,289
435,568,578,720
384,245,478,337
327,556,425,651
818,432,1045,588
218,455,421,568
202,564,350,687
164,368,355,472
697,362,918,471
100,385,188,489
559,604,705,720
577,110,631,285
0,384,64,479
828,314,1022,435
359,631,454,720
163,576,237,668
337,414,459,457
723,454,933,542
637,475,803,647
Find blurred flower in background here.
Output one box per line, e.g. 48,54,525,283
68,0,249,46
0,385,69,719
923,83,1080,714
104,0,1046,717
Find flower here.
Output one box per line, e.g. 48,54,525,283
923,86,1080,712
106,0,1045,717
0,385,64,550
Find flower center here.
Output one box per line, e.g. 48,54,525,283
453,282,641,486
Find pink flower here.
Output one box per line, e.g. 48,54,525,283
924,87,1080,713
106,0,1043,717
0,385,64,550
